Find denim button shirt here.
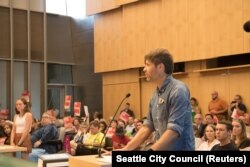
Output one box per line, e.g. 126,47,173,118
144,75,195,150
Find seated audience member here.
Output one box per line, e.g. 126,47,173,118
228,95,243,119
0,124,6,145
72,117,81,132
125,116,135,137
70,122,88,155
208,91,228,121
204,113,216,125
63,114,76,153
190,97,202,122
231,103,250,125
75,120,105,155
211,121,239,151
30,118,40,134
194,114,206,138
105,120,117,138
28,112,58,162
117,119,126,129
98,121,107,134
193,124,202,149
120,102,135,117
119,103,135,123
112,125,130,150
133,118,139,127
92,111,103,122
197,124,219,150
132,120,143,137
3,122,12,145
244,114,250,126
232,119,250,150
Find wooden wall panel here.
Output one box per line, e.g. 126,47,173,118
95,0,250,118
243,0,250,53
86,0,103,16
188,0,213,60
102,0,118,12
93,0,248,72
122,2,146,68
102,69,141,120
94,9,123,72
144,0,162,54
161,0,189,62
211,0,243,57
116,0,140,6
86,0,141,16
102,69,139,85
86,0,119,16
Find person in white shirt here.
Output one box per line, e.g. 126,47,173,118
197,124,219,150
10,98,33,159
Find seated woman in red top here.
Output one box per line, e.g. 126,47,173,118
112,125,130,150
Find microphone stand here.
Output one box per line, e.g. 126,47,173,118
96,93,131,158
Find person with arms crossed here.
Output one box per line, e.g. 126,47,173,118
122,48,194,151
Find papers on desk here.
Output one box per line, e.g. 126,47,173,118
96,155,112,163
39,153,70,160
38,153,71,167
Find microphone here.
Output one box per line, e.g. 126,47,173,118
125,93,131,98
243,20,250,32
96,93,131,158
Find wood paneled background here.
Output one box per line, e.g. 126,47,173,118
89,0,250,120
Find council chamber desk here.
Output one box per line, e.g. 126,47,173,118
69,155,111,167
0,145,27,153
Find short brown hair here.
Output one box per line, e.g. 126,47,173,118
144,48,174,74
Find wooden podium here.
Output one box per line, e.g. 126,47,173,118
69,155,111,167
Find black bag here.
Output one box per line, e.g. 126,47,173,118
75,144,98,156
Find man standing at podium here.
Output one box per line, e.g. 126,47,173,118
122,48,194,151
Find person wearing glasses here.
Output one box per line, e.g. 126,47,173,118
28,112,58,162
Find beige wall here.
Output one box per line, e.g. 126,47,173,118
90,0,250,119
102,69,141,120
103,64,250,120
93,0,250,73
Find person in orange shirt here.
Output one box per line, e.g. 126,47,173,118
208,91,228,122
